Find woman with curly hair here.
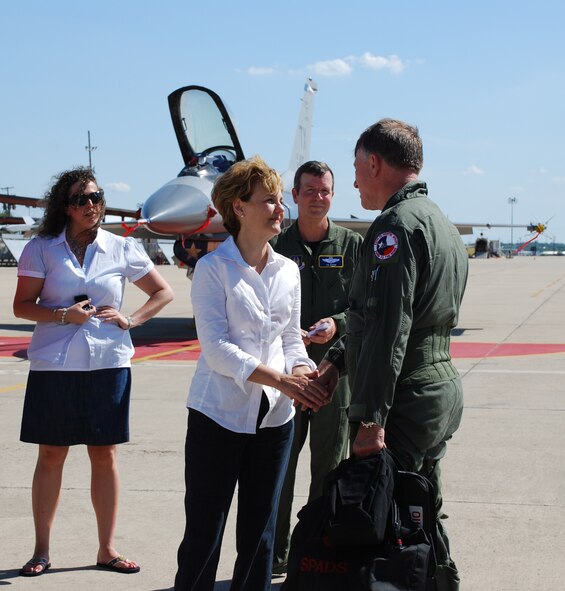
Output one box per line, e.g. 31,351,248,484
14,166,174,576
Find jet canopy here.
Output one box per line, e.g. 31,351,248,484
168,85,245,180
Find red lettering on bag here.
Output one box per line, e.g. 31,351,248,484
336,561,348,574
299,556,349,574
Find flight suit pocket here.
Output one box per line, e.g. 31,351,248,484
365,265,381,317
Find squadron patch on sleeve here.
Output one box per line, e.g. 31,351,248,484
374,231,399,260
290,255,305,270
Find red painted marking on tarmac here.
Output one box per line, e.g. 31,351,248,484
1,337,565,361
0,338,30,359
450,342,565,358
132,338,201,361
0,337,201,361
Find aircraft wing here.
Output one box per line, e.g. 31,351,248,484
327,218,494,238
325,219,548,239
326,218,501,238
451,222,548,236
0,193,43,210
0,192,140,220
0,193,546,242
330,217,372,237
0,192,142,238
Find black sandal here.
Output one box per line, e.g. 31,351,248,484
96,555,140,574
20,557,51,577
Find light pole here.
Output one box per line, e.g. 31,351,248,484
508,197,518,248
85,130,97,171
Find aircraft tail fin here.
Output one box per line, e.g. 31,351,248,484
282,78,318,190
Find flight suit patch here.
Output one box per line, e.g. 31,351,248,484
374,231,399,261
290,255,305,270
318,255,344,268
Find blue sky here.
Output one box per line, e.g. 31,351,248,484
1,0,564,244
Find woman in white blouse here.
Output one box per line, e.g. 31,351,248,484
13,167,174,577
174,156,328,591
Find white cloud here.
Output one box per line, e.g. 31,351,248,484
246,52,408,78
359,52,406,74
308,58,352,77
463,165,484,176
552,176,565,185
105,182,131,192
539,167,548,174
246,66,276,76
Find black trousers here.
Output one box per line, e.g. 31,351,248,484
174,404,293,591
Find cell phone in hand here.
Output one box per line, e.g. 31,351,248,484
306,321,330,338
74,294,92,310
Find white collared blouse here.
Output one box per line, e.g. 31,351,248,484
187,236,316,434
17,229,153,371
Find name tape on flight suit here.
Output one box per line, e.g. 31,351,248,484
289,254,345,269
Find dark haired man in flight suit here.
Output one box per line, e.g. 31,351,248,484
270,160,362,574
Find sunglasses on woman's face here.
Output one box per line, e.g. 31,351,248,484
67,189,105,208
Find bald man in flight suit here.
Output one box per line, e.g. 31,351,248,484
318,120,468,591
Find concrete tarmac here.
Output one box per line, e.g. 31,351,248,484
0,257,564,590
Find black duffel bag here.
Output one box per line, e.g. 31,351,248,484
282,451,435,591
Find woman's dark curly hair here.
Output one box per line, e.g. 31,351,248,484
37,166,105,237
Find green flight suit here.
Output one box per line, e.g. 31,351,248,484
270,219,362,566
329,181,468,590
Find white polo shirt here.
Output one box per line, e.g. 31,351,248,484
17,229,153,371
187,236,316,434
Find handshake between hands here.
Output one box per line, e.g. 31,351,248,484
289,359,387,458
288,359,340,412
283,316,339,412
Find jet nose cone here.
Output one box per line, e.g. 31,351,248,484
142,176,218,235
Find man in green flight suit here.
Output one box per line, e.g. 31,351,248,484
318,119,468,590
270,160,362,574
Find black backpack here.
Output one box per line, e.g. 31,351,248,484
324,451,396,548
281,451,437,591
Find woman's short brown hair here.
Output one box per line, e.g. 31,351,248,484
211,155,283,237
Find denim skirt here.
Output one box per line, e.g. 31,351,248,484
20,368,132,446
